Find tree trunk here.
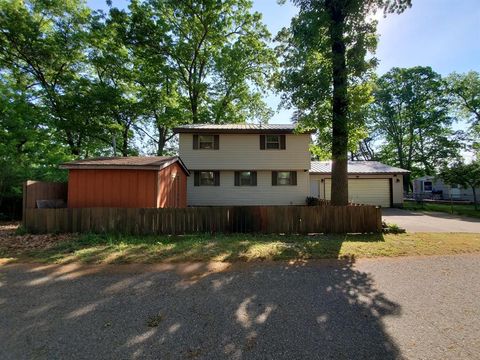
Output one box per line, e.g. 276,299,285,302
121,127,129,156
190,90,199,123
156,126,167,156
328,2,349,206
65,130,81,156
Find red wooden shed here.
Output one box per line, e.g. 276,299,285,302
61,156,189,208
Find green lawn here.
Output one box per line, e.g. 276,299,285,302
404,201,480,219
2,231,480,264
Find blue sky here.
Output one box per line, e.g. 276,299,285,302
87,0,480,126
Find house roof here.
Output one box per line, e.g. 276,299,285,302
414,175,435,181
60,156,190,175
173,123,315,134
310,161,410,175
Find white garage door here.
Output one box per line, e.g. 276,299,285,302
324,179,391,207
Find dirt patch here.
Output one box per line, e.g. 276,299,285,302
0,222,74,254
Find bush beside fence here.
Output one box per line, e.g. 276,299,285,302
23,205,382,235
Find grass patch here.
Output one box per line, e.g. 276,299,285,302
404,201,480,219
1,231,479,264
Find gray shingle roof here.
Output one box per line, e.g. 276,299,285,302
61,156,190,174
173,123,314,134
310,161,410,174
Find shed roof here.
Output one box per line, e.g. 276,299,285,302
173,123,315,134
61,156,190,175
310,161,409,175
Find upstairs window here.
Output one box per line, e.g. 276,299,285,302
193,134,219,150
266,135,280,149
199,135,214,149
260,134,286,150
194,171,220,186
234,171,257,186
272,171,297,186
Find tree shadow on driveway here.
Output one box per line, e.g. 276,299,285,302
0,257,402,359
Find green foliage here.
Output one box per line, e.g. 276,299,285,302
276,0,410,204
447,71,480,157
128,0,276,126
439,160,480,209
15,226,28,236
370,67,462,182
305,196,320,206
404,201,480,218
0,76,69,201
0,0,276,208
0,0,105,156
382,223,406,234
275,3,377,150
447,71,480,124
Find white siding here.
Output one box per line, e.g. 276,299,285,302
310,174,405,207
187,170,309,206
179,133,311,170
392,176,404,206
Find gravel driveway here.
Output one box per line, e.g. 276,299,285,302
1,254,480,359
382,208,480,232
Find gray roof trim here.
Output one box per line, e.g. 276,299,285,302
173,123,315,134
310,161,410,175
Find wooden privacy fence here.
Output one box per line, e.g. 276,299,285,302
23,180,67,211
23,205,382,234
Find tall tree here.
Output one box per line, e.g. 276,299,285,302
277,0,411,205
128,0,276,125
124,0,189,155
370,67,461,188
0,0,104,156
447,71,480,156
87,7,143,156
439,161,480,210
0,75,68,207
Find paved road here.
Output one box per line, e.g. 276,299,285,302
1,255,479,360
382,208,480,232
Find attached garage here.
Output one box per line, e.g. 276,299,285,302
61,156,190,208
310,161,409,208
324,178,391,208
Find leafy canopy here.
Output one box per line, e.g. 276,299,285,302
439,160,480,209
370,67,461,179
276,0,411,159
447,71,480,157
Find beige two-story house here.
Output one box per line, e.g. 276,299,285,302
174,123,408,207
174,124,314,206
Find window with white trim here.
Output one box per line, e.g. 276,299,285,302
272,171,297,186
423,181,433,192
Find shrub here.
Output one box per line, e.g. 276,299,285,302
382,222,406,234
15,226,28,236
306,196,320,206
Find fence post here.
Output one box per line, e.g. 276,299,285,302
376,206,383,233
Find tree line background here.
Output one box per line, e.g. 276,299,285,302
1,0,479,217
